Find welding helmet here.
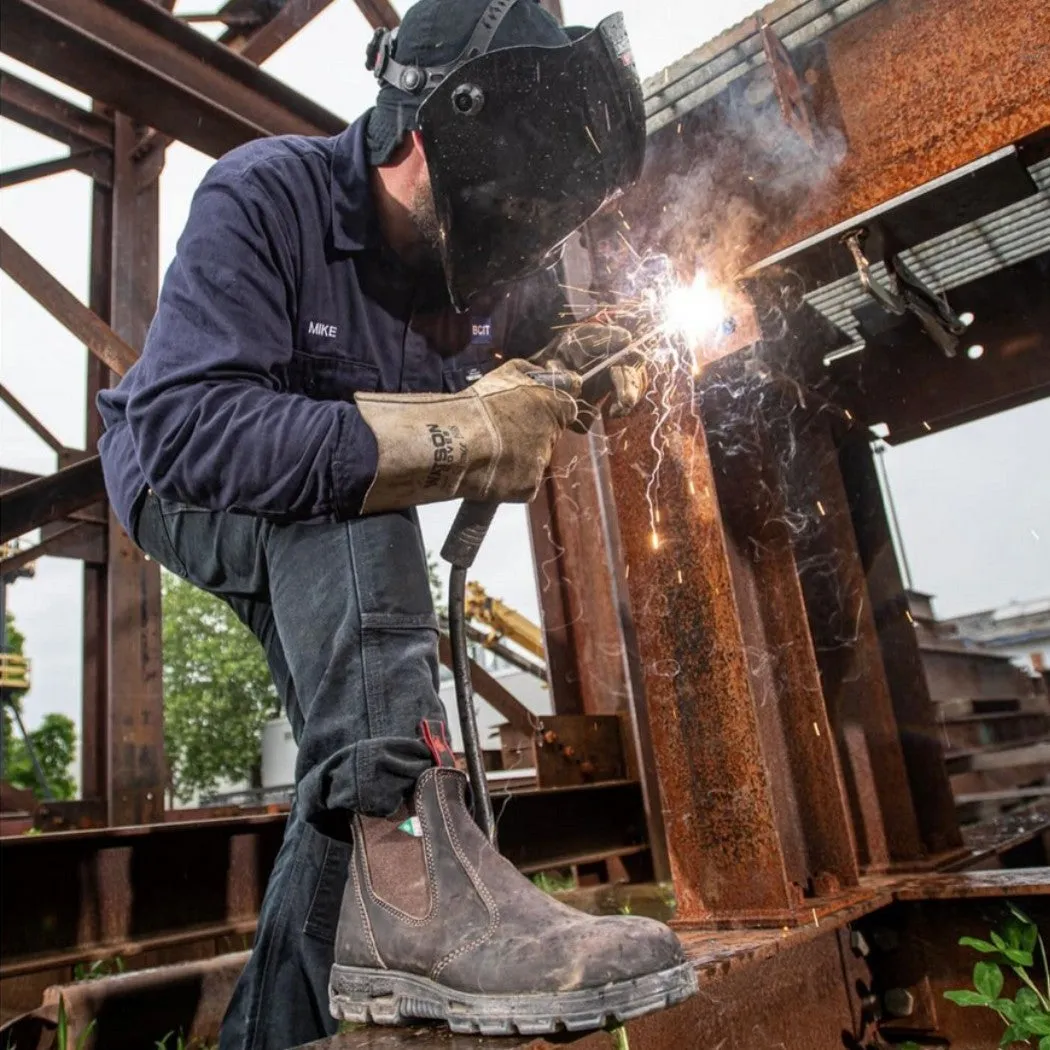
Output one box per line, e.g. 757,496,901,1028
366,0,646,309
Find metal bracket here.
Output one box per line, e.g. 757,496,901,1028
843,228,966,357
760,22,816,146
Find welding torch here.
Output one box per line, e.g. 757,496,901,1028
440,358,625,844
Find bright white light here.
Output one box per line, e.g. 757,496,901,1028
662,271,728,346
967,344,985,360
959,311,975,327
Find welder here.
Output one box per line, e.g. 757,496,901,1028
96,1,696,1046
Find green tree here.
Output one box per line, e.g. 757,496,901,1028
3,612,77,800
6,714,77,799
162,571,278,802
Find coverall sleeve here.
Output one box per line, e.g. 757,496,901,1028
124,158,376,521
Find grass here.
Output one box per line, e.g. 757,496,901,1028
531,870,576,895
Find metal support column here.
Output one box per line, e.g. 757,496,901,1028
105,116,164,826
840,435,963,856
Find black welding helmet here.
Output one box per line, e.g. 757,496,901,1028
366,0,646,308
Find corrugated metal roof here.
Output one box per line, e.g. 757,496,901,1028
643,0,884,134
806,157,1050,358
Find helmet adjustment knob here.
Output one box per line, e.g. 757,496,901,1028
452,84,485,115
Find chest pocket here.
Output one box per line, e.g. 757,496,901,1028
441,345,498,393
285,350,380,400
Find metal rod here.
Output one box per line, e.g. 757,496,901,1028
0,384,66,453
0,150,102,190
6,684,53,801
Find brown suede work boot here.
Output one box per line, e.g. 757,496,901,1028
329,768,696,1035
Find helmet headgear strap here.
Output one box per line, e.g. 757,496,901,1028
366,0,525,96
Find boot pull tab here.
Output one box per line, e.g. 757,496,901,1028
420,719,457,769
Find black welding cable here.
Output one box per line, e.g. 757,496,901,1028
442,503,500,845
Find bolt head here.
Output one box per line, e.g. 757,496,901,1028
884,987,916,1017
850,929,871,957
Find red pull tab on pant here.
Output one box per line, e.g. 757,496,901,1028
419,719,457,769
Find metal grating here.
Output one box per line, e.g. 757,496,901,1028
642,0,884,134
806,157,1050,355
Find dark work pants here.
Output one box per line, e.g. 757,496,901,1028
132,493,446,1050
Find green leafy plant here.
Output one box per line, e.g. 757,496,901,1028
945,903,1050,1048
152,1033,217,1050
73,956,124,982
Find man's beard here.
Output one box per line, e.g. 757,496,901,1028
405,179,445,278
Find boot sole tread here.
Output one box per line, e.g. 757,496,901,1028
329,961,697,1034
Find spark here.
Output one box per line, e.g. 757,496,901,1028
584,125,602,154
661,270,730,350
844,409,853,421
688,480,696,495
813,721,821,737
650,530,660,551
922,420,932,432
905,610,915,625
816,500,826,517
655,509,661,524
616,230,640,258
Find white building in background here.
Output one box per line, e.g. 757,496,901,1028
261,645,551,791
945,598,1050,673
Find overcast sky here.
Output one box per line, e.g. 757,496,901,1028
1,0,1047,772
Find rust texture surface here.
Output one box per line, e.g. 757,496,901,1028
801,0,1050,245
106,115,165,827
703,382,859,894
605,387,794,923
895,867,1050,900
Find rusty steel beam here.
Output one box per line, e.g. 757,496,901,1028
0,524,86,577
352,0,400,31
0,458,106,544
0,384,66,453
528,432,634,718
605,385,799,925
82,173,113,808
840,436,964,856
788,0,1050,253
0,148,112,189
781,417,925,868
701,381,860,894
633,0,1050,275
224,0,340,62
1,0,344,159
104,114,164,827
0,228,138,376
0,70,113,152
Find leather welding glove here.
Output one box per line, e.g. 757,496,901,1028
532,322,647,433
355,359,581,514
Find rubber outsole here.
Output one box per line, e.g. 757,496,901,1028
329,961,698,1035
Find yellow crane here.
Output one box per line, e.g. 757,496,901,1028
464,582,545,661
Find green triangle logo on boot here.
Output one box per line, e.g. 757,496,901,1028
397,816,422,837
